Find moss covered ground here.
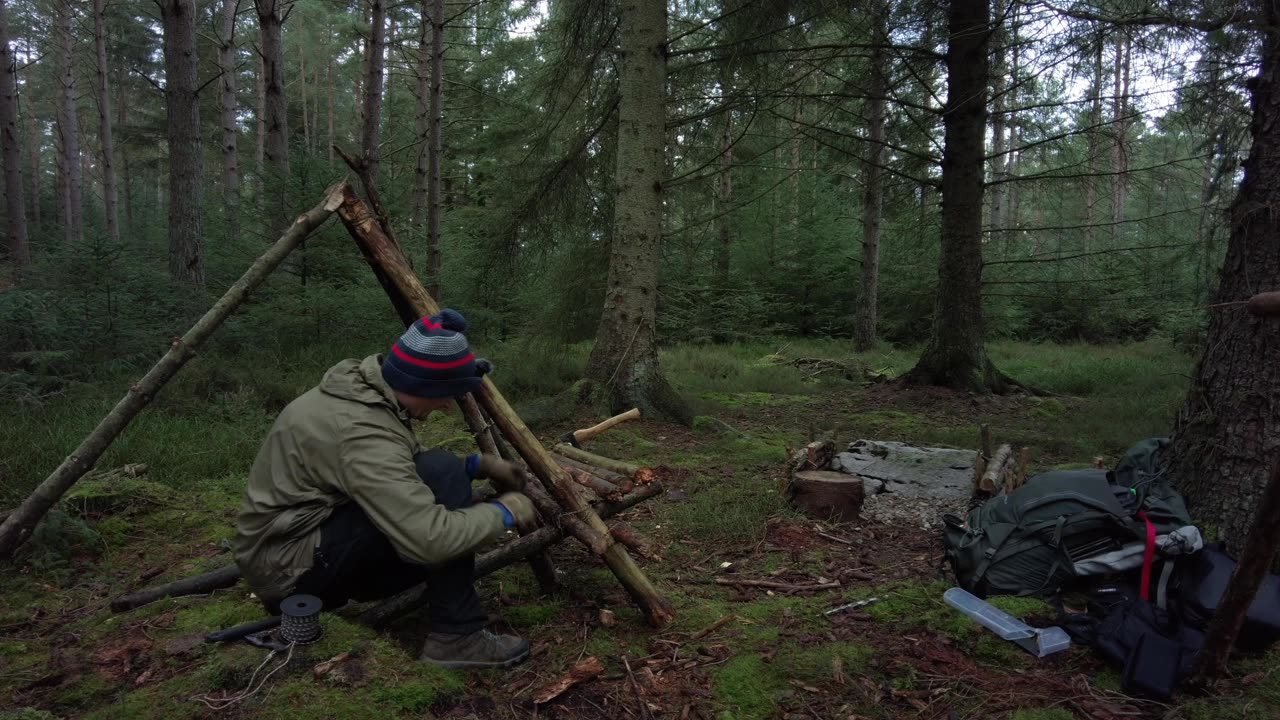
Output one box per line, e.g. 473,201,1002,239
2,339,1272,719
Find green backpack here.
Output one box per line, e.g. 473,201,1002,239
943,469,1143,597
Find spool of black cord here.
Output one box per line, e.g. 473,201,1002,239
278,594,323,645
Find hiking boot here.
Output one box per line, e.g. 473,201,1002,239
419,629,530,669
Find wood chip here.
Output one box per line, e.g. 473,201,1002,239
532,656,605,704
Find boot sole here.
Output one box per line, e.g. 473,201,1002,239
419,647,531,669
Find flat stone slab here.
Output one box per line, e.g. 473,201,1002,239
833,440,976,501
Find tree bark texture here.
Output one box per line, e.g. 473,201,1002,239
853,2,887,352
256,0,289,230
903,0,1008,393
585,0,689,423
714,62,732,284
425,0,445,299
0,0,28,267
333,187,675,627
0,184,345,559
361,0,387,185
255,50,265,204
218,0,241,202
1111,33,1130,237
1166,5,1280,571
92,0,119,245
988,0,1009,237
1086,28,1103,247
56,0,83,245
161,0,205,286
26,87,40,232
412,5,430,252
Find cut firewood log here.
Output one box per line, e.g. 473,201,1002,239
790,439,835,473
787,470,865,522
978,444,1013,495
552,444,652,482
563,465,622,501
553,454,632,487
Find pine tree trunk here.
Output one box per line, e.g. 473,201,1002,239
56,0,83,246
903,0,1010,393
256,50,266,210
160,0,205,286
1083,29,1103,247
118,86,131,233
361,0,387,185
853,2,887,352
1111,34,1129,238
300,48,310,153
987,0,1007,236
1166,5,1280,571
326,55,334,167
413,3,429,259
256,0,289,231
218,0,240,203
585,0,689,423
425,0,444,299
0,0,29,268
26,101,39,233
714,99,732,285
92,0,119,245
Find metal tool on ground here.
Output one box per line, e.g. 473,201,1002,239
558,408,641,449
943,587,1071,658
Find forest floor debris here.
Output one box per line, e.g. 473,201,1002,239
3,342,1277,719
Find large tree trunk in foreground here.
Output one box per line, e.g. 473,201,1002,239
853,1,887,352
161,0,205,286
256,0,289,231
1166,7,1280,571
0,184,345,560
218,0,241,208
903,0,1012,393
0,0,29,268
56,0,83,246
92,0,119,245
585,0,690,423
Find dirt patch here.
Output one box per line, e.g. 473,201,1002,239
91,634,153,683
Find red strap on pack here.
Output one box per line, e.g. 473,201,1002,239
1138,510,1156,601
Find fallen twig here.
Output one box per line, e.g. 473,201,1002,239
532,656,604,705
688,614,738,642
714,577,841,592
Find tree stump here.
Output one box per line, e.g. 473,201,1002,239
788,470,866,522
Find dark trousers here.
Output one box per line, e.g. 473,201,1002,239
292,450,487,635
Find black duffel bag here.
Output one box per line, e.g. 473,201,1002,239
1179,543,1280,652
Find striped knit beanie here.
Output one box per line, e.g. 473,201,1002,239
381,309,491,398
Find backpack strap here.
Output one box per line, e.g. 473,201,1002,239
1138,510,1156,601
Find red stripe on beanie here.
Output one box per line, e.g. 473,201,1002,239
391,344,475,369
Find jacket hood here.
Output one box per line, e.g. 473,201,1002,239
319,355,402,411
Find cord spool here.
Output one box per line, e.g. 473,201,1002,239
279,594,323,644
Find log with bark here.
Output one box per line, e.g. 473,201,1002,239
977,443,1013,495
787,470,865,522
111,564,243,612
0,183,347,559
332,185,674,627
552,444,655,483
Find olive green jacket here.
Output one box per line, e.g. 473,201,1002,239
233,355,505,603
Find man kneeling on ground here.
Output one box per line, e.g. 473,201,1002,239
233,309,536,668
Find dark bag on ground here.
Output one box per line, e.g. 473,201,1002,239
1179,542,1280,652
943,469,1142,597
